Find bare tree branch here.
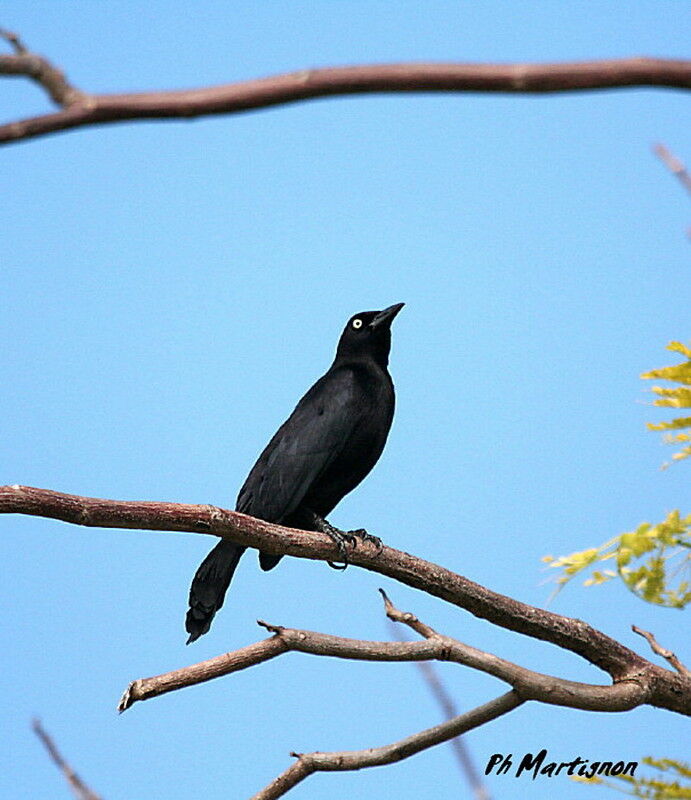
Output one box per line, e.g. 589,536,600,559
32,719,102,800
1,32,690,145
653,142,691,237
386,617,491,800
654,143,691,197
251,691,522,800
633,625,691,678
0,486,644,672
120,593,650,716
0,27,27,54
118,623,442,711
7,495,691,797
375,592,651,713
2,484,689,716
116,594,676,795
118,634,288,711
0,28,85,108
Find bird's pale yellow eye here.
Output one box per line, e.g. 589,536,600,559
352,318,363,329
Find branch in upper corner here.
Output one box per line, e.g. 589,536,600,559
632,625,691,678
251,692,522,800
32,719,102,800
0,32,690,145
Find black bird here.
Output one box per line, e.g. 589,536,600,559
185,302,404,643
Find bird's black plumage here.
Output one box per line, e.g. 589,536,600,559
185,303,403,643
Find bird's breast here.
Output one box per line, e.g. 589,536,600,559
302,363,394,516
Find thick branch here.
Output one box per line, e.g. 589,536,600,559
1,37,690,145
3,485,689,715
253,691,521,800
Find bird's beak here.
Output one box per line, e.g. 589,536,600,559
370,302,405,329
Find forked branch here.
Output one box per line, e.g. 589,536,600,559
118,592,666,798
4,485,691,797
0,28,85,108
1,484,689,717
1,30,690,145
119,591,648,713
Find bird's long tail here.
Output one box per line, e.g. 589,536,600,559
185,541,246,643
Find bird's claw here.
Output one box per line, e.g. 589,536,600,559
312,513,383,569
325,526,356,569
348,528,383,552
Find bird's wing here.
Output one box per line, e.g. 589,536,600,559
236,367,360,522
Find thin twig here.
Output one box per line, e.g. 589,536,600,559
32,719,102,800
386,612,491,800
632,625,691,678
653,142,691,237
0,28,27,54
654,143,691,197
0,35,690,144
380,587,438,637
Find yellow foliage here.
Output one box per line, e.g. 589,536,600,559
544,511,691,608
573,756,691,798
642,342,691,465
552,343,690,798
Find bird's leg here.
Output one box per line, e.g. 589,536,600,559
310,514,356,570
308,512,382,569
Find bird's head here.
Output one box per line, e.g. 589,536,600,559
335,302,404,367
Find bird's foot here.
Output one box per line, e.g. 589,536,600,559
310,513,383,568
322,522,357,570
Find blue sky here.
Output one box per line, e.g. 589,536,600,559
1,3,689,799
